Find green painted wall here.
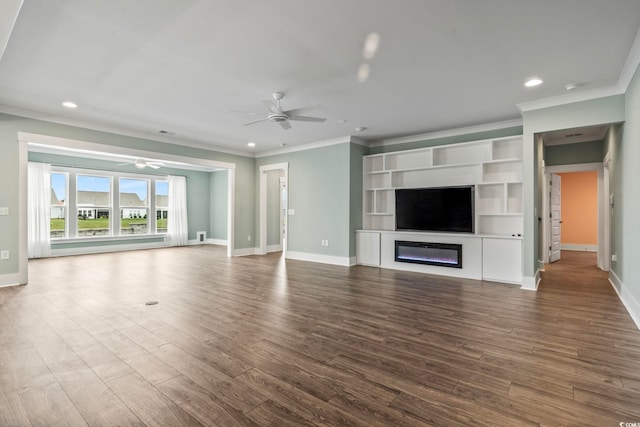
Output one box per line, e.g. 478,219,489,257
544,140,605,166
349,143,367,256
369,126,523,154
522,95,625,279
619,65,640,305
210,170,228,241
256,142,351,258
0,112,256,278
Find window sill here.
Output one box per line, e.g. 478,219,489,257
51,234,167,245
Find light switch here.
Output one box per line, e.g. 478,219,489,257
0,207,9,216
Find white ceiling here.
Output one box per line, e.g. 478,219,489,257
1,0,639,155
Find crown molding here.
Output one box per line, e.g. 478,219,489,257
519,27,640,113
0,104,253,158
618,27,640,91
516,85,624,113
368,119,523,148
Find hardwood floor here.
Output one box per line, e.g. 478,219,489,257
2,246,639,426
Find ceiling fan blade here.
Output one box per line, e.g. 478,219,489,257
284,105,323,117
288,115,326,123
278,120,292,130
243,118,269,126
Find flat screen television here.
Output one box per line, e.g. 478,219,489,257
395,186,474,233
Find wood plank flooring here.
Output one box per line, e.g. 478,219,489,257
1,246,639,426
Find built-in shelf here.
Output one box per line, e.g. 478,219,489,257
362,135,523,237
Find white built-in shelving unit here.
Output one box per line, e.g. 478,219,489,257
358,135,524,285
363,135,523,236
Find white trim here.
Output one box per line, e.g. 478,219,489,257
0,273,24,288
256,135,352,157
561,244,597,252
18,139,28,284
51,241,168,257
286,250,353,267
1,104,253,158
369,119,523,147
21,133,236,171
521,269,541,291
618,27,640,92
259,163,288,257
609,270,640,331
208,239,228,246
0,0,23,62
517,86,624,113
233,247,258,256
266,244,283,253
227,168,235,257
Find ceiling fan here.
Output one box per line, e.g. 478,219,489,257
226,92,326,130
118,158,165,169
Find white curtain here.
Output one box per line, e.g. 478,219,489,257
167,175,188,246
28,162,52,258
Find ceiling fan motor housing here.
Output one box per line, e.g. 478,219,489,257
269,113,288,123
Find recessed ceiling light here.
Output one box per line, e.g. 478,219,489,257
524,77,543,88
247,142,256,148
565,83,580,91
355,127,367,132
62,101,78,109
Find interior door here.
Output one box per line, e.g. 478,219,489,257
549,173,562,262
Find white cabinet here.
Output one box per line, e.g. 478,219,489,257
482,237,522,284
356,231,381,266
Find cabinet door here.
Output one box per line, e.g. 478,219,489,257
482,238,522,284
356,232,381,266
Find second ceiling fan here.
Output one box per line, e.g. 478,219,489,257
228,92,326,130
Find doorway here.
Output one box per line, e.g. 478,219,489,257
259,162,289,256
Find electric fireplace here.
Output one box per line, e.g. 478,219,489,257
394,241,462,269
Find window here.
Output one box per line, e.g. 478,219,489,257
156,180,168,233
120,178,148,235
50,172,67,239
77,174,111,236
49,167,169,240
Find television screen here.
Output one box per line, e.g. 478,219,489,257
395,186,474,233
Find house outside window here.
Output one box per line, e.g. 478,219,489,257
50,172,67,239
156,180,168,233
77,174,111,237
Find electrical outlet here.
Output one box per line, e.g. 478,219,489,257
612,253,617,262
248,235,252,241
0,207,9,216
0,250,9,260
325,240,329,247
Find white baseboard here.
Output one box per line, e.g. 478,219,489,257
609,269,640,331
51,241,168,257
561,244,598,252
266,244,283,253
233,247,258,256
286,251,353,267
0,272,26,288
208,239,227,246
521,268,541,291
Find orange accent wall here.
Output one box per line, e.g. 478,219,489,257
558,171,598,245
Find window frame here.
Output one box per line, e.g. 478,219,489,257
50,166,168,241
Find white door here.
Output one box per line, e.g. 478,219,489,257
549,173,562,263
